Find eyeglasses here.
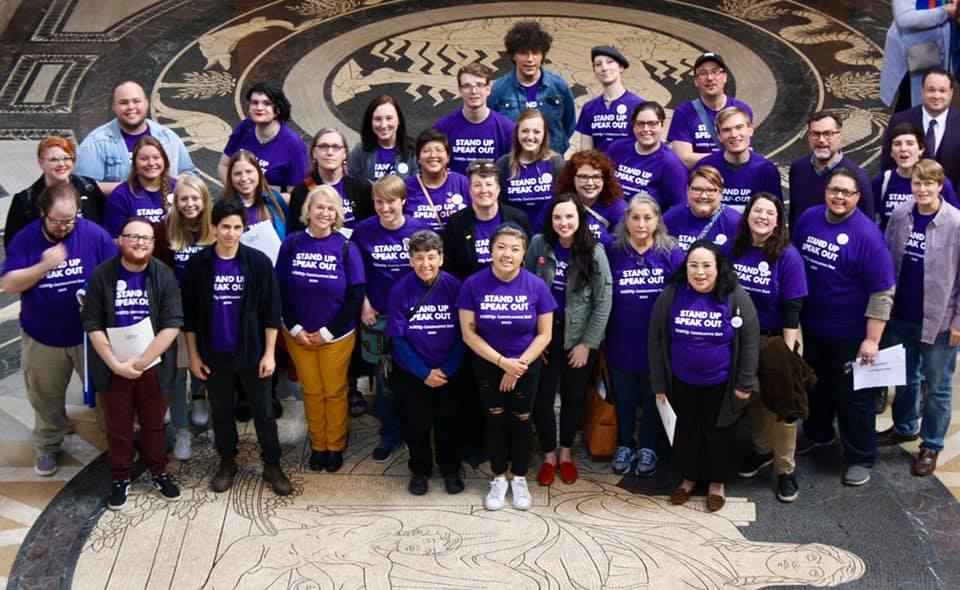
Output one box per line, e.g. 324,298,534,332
459,82,488,92
634,120,661,129
314,143,344,151
689,185,720,196
826,186,858,199
45,156,74,165
575,174,603,183
44,216,77,227
120,233,156,243
467,161,498,174
696,68,725,79
809,130,840,140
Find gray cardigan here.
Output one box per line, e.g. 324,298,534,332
647,283,759,428
885,197,960,343
525,234,612,350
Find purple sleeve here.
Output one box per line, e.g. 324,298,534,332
498,117,515,155
103,185,132,237
346,241,366,286
608,200,627,227
663,155,689,209
666,103,694,144
99,227,119,261
575,101,593,135
761,161,783,200
943,178,959,208
223,119,249,157
779,246,808,300
455,276,476,311
860,225,896,293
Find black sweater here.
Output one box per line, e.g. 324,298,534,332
443,204,530,280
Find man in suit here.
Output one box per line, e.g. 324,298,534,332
881,67,960,188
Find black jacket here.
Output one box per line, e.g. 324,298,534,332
5,174,105,249
81,257,183,394
287,172,374,234
443,204,530,280
182,244,281,368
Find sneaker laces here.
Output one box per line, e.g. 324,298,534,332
638,448,656,465
613,446,633,464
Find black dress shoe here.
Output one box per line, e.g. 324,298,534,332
408,475,429,496
876,426,919,446
309,450,329,472
443,474,465,495
326,451,344,472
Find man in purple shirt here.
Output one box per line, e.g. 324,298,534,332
435,63,515,175
575,46,643,152
1,183,117,476
668,52,753,169
788,111,874,227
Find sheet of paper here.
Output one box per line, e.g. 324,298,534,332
852,344,906,390
656,395,677,446
241,220,282,266
106,316,160,370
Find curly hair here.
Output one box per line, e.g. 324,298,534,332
504,20,553,57
731,192,790,262
555,150,624,207
541,193,597,290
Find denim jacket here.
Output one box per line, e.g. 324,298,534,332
525,234,612,350
75,119,196,183
489,68,576,154
885,197,960,343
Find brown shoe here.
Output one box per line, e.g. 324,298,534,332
263,463,292,496
211,458,238,493
670,486,691,505
876,426,919,446
911,448,939,477
706,493,726,512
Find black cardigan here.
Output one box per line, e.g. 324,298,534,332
287,172,374,234
442,204,530,280
5,174,105,249
182,244,281,368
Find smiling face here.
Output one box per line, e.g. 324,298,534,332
625,201,659,244
574,163,604,203
411,249,443,283
307,193,338,234
592,55,623,86
247,91,277,125
491,233,525,276
214,214,244,249
551,200,579,243
825,174,860,216
39,146,74,184
912,175,943,210
374,193,404,227
686,246,718,294
891,133,923,171
371,103,399,146
230,160,260,199
687,176,722,218
513,49,544,81
693,60,727,99
747,196,778,243
119,220,155,266
922,72,953,116
134,145,166,185
517,116,545,156
418,141,449,175
470,174,500,212
633,109,662,150
112,82,148,132
175,185,204,220
718,112,753,156
313,131,346,173
458,72,491,110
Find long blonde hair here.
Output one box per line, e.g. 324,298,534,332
166,174,215,250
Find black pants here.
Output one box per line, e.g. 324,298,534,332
206,352,281,465
456,359,485,457
392,366,461,477
672,377,733,483
534,320,597,452
474,355,542,477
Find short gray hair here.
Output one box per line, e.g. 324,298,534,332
408,230,443,255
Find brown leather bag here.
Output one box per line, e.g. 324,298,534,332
584,352,618,461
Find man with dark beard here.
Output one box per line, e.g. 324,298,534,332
83,217,183,510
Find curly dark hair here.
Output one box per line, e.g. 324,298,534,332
541,193,598,290
504,20,553,57
245,82,291,123
555,150,624,207
671,239,739,299
731,192,790,262
359,95,414,160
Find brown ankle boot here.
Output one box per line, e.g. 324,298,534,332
263,463,292,496
211,458,238,493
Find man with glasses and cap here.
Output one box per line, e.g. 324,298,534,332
667,52,754,169
576,46,644,153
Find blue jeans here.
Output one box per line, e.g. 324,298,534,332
376,365,402,447
610,367,664,451
889,320,957,452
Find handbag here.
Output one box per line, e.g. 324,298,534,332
583,351,618,461
360,316,389,364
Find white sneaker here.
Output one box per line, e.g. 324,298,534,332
191,399,210,428
164,408,171,425
484,476,509,511
174,429,192,461
511,476,532,510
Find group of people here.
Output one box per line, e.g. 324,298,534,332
3,19,958,515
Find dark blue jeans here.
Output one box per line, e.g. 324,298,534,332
610,367,665,451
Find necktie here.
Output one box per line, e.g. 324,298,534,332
926,119,938,156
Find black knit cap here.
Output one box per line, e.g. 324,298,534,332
591,45,629,69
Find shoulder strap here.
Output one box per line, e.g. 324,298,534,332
406,279,440,321
881,169,892,200
583,204,611,228
416,174,445,228
695,205,725,242
692,99,720,148
341,237,350,284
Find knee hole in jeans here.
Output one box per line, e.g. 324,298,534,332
514,412,530,421
489,407,504,415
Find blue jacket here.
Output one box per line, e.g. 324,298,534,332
488,68,576,154
75,119,196,183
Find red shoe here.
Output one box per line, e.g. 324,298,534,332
537,462,556,486
559,461,578,484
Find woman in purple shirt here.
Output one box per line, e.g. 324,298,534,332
730,192,808,503
663,166,741,255
496,109,565,232
555,150,626,247
648,240,759,512
606,195,684,478
104,136,175,237
458,224,554,511
403,129,471,231
222,150,289,241
347,95,417,182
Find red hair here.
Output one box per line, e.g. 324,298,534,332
37,135,76,160
555,149,624,207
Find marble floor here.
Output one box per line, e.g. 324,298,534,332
1,1,959,589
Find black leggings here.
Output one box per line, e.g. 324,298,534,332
474,355,542,476
533,320,597,452
672,377,733,483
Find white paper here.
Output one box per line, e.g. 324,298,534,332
852,344,906,390
241,221,282,266
656,395,677,446
597,379,608,400
106,316,160,370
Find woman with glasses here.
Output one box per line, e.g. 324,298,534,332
792,168,895,488
554,150,626,247
103,137,175,237
348,95,418,182
290,128,373,233
497,109,565,233
663,166,741,254
404,129,471,232
5,135,105,248
607,102,687,209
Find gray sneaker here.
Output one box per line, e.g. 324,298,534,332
173,429,192,461
610,446,635,475
34,453,58,476
191,399,210,428
843,464,871,486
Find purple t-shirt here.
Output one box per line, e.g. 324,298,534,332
793,206,896,339
585,199,626,247
606,139,687,208
892,209,934,324
211,255,244,352
104,180,173,237
473,213,502,267
550,245,570,313
663,204,741,254
276,231,365,333
872,171,960,228
403,173,471,231
121,129,151,155
523,83,541,109
605,243,684,372
3,219,117,347
575,91,644,153
670,284,735,386
434,110,515,175
502,160,556,232
351,216,429,312
457,266,556,358
374,147,398,179
388,271,463,370
171,238,205,287
694,151,782,212
732,245,808,333
114,267,150,328
666,97,753,153
224,119,308,188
